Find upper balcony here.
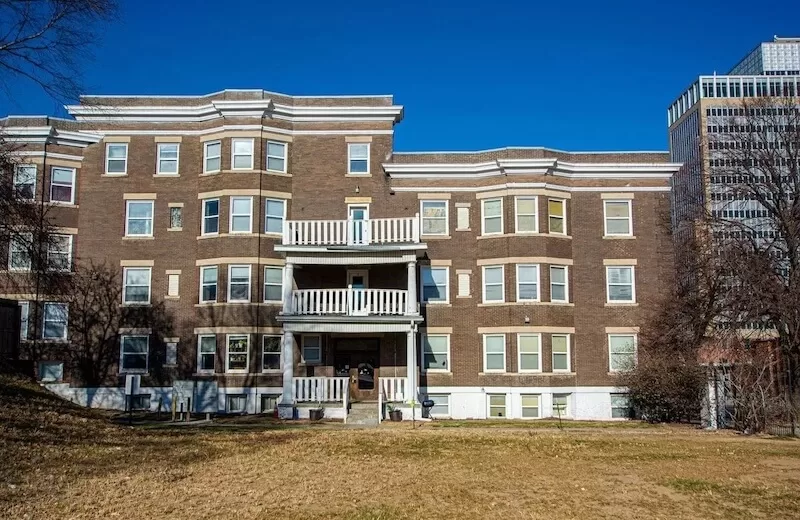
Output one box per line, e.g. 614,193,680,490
276,215,426,254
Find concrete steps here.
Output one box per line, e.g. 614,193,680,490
346,401,380,426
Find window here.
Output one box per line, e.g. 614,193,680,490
483,334,506,372
488,394,506,418
548,199,566,234
516,264,539,301
263,266,283,302
125,201,154,237
157,143,179,174
261,394,280,414
8,234,31,271
456,206,470,230
347,143,369,174
515,196,538,233
264,199,285,234
204,141,221,172
420,200,448,235
606,266,635,303
521,394,540,418
425,394,450,418
482,265,504,303
231,138,254,170
457,272,471,297
422,334,449,372
130,394,151,410
47,235,72,271
202,199,219,235
518,334,541,372
42,303,67,340
169,207,182,229
50,167,75,204
262,335,281,371
120,335,148,372
609,334,637,372
611,393,632,418
550,266,568,303
13,165,36,200
552,394,570,417
481,198,503,235
226,335,249,372
166,341,178,366
604,200,632,236
38,361,63,382
421,266,448,303
123,267,152,304
198,335,216,373
19,301,29,341
167,273,180,297
105,143,128,174
200,266,218,303
229,196,253,233
302,334,321,364
551,334,570,372
227,394,247,413
227,265,251,302
266,141,287,172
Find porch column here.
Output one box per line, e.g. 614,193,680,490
406,328,417,402
282,263,294,314
280,330,294,408
407,261,417,315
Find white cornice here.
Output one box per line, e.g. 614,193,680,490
0,126,102,147
390,183,672,193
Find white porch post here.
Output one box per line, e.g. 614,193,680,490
406,328,417,402
407,261,417,315
282,263,294,314
279,330,295,409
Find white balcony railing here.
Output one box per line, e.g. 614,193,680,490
380,377,407,403
289,288,409,316
294,377,349,402
283,215,420,246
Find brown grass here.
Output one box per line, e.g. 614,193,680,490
2,374,800,519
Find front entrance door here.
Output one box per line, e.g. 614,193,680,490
333,338,379,401
347,269,369,315
348,205,370,245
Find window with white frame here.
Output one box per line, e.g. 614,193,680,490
457,272,471,297
515,196,538,233
606,266,635,303
264,199,285,234
229,196,253,233
262,335,281,371
550,266,568,303
518,333,541,372
420,200,448,235
488,394,506,418
105,143,128,174
231,138,254,170
421,266,448,303
422,334,449,372
19,301,29,341
166,341,178,366
481,198,503,235
264,266,282,302
302,334,321,364
548,199,566,234
202,199,219,235
611,393,632,418
50,167,75,204
261,394,280,414
228,265,251,302
120,335,148,372
604,200,632,236
227,394,247,413
169,207,183,229
13,165,36,200
347,143,369,174
483,334,506,372
521,394,540,418
204,140,221,172
42,302,68,340
200,266,218,303
425,394,450,417
123,267,152,304
38,361,64,382
609,334,637,372
456,206,470,230
47,235,72,271
482,265,504,303
198,335,216,373
552,393,570,417
157,143,180,174
125,200,154,237
266,141,287,172
516,264,539,301
226,335,249,372
551,334,570,372
167,273,180,297
8,233,31,271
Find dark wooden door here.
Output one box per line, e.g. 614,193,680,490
334,338,379,401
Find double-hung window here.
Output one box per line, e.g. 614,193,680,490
551,334,570,372
8,233,32,271
228,265,251,302
488,394,507,418
611,393,632,418
483,334,506,372
422,334,449,372
157,143,180,174
481,198,503,235
516,264,539,301
552,394,570,417
420,200,448,236
42,302,68,340
606,266,635,303
263,266,283,302
550,266,568,303
347,143,369,174
204,141,221,173
518,333,541,372
421,266,448,303
302,335,321,364
13,165,36,200
105,143,128,174
47,235,72,271
50,167,75,204
515,196,538,233
425,394,450,417
609,334,637,372
202,199,219,235
231,138,254,170
604,200,632,236
226,334,249,372
262,335,281,371
197,335,216,373
229,196,253,233
264,199,285,234
200,266,218,303
120,335,148,373
521,394,540,418
482,265,504,303
125,201,154,237
266,141,287,172
123,267,152,304
548,199,566,234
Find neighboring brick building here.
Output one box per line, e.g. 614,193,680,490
0,89,680,420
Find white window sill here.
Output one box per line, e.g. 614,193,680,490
167,227,182,232
422,302,451,307
605,302,639,307
102,173,128,178
201,170,221,176
164,295,180,300
47,202,79,208
154,173,180,178
225,371,249,375
345,173,371,177
120,303,152,307
123,236,154,241
455,228,471,232
261,370,282,374
478,301,507,306
456,295,472,299
420,235,451,240
479,371,508,375
603,235,636,240
262,300,282,305
422,370,452,375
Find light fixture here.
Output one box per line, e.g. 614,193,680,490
355,185,360,194
524,316,530,324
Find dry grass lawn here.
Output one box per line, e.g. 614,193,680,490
2,374,800,520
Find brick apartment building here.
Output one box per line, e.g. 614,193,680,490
0,89,680,421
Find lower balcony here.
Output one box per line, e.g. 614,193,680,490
287,288,412,317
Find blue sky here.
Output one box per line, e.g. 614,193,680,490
1,0,799,152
